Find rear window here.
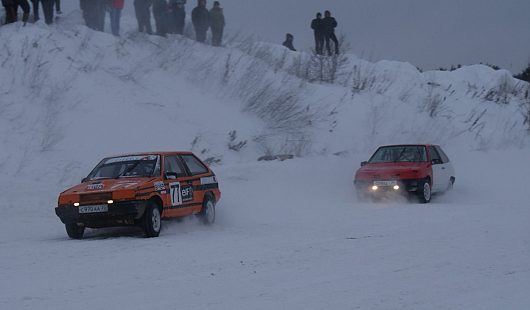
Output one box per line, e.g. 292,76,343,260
435,146,450,163
369,146,427,163
181,155,209,175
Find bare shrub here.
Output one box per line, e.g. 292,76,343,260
352,63,377,94
228,130,247,152
484,72,523,104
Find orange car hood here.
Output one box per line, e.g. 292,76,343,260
60,177,157,196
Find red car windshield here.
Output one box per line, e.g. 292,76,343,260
368,146,427,163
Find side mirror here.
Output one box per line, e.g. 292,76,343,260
361,161,368,167
431,159,442,165
81,177,88,183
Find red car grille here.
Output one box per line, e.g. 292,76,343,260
80,192,112,204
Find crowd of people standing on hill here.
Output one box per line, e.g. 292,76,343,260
2,1,339,56
282,10,339,56
78,0,225,45
1,0,61,25
1,0,225,45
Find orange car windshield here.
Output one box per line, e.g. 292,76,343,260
87,155,160,180
369,146,427,163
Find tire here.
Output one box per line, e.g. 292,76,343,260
447,177,455,191
65,223,85,239
198,196,215,225
417,180,432,203
143,201,162,238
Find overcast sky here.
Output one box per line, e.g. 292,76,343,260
64,0,530,73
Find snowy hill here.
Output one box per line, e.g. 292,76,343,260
1,15,529,186
1,14,530,310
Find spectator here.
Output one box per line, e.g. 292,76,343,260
31,0,39,21
282,33,296,51
134,0,153,34
109,0,124,36
54,0,60,14
2,0,30,24
152,0,168,36
311,12,324,55
40,0,54,24
79,0,105,31
322,10,339,55
191,0,209,43
209,0,224,46
168,0,185,35
94,0,106,31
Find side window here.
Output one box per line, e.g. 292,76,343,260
164,156,186,178
181,155,209,175
428,146,442,165
435,146,450,163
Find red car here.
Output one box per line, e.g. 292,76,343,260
354,144,455,203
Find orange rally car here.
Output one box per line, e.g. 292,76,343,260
55,152,221,239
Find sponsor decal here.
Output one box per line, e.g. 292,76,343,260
86,183,104,190
105,155,158,164
200,176,217,185
169,182,194,206
154,181,166,192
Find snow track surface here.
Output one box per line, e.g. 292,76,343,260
1,151,529,309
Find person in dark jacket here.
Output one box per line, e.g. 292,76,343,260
54,0,60,14
2,0,30,24
134,0,153,34
109,0,124,36
282,33,296,52
322,10,339,56
168,0,185,34
80,0,93,28
311,12,324,55
79,0,105,31
152,0,169,36
94,0,106,31
31,0,39,21
40,0,54,24
191,0,209,43
209,1,224,46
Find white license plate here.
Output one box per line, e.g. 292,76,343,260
78,204,108,214
373,180,397,187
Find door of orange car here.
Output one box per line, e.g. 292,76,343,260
162,155,201,218
179,153,214,207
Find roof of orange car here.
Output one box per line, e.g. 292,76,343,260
105,151,195,158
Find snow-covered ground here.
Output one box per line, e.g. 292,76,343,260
1,8,530,310
1,151,530,309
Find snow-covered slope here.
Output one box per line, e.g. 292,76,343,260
1,14,528,187
1,11,528,225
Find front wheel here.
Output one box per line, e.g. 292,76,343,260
65,223,85,239
143,201,161,238
417,180,432,203
198,197,215,225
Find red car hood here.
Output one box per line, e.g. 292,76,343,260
355,162,428,181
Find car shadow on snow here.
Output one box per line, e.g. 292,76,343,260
60,216,217,240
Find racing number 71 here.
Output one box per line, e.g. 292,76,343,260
169,182,182,206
